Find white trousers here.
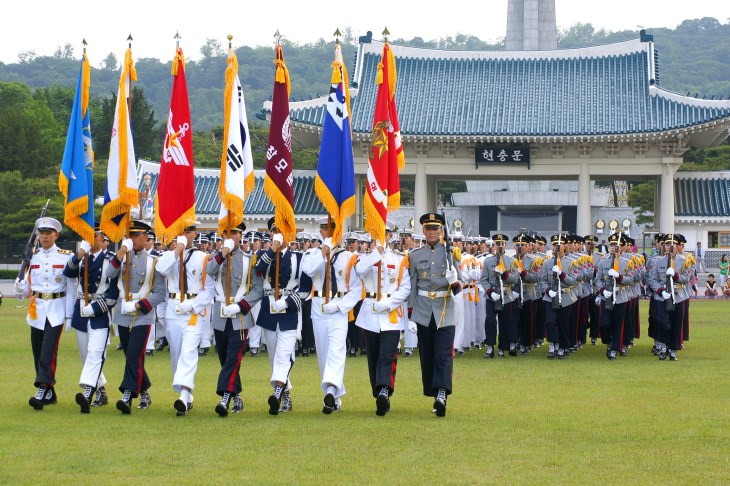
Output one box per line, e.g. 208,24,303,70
146,319,156,350
248,324,262,348
462,292,474,348
475,291,487,342
262,327,296,389
312,313,348,398
199,304,213,348
76,326,109,388
156,302,166,339
453,291,465,351
167,315,201,393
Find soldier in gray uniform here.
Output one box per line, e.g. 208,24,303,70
647,234,691,361
407,213,461,417
594,233,635,360
108,220,167,413
207,222,264,417
480,234,521,358
539,235,579,359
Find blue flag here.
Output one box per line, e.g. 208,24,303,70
315,43,356,244
59,54,95,243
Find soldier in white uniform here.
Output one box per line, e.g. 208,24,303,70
398,229,418,356
208,222,264,417
15,217,76,410
355,221,411,416
155,223,216,415
301,218,362,414
63,224,119,413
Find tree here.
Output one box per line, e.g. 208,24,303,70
0,82,65,177
200,38,225,59
101,52,118,71
627,181,656,226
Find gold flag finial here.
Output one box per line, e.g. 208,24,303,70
382,27,390,42
174,31,181,49
227,34,233,49
334,28,342,44
127,34,133,48
82,38,87,53
274,29,282,45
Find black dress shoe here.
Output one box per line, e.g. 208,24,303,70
301,348,309,357
116,342,123,351
375,391,390,417
174,399,192,416
155,337,168,351
433,398,446,417
116,399,132,415
44,387,57,405
75,388,93,414
322,393,336,415
198,347,208,357
145,350,153,357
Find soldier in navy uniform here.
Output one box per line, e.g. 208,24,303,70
106,221,166,413
15,217,76,410
207,222,264,417
63,224,120,413
255,217,304,415
407,213,461,417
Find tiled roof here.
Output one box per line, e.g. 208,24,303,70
283,38,730,139
137,160,325,216
675,173,730,218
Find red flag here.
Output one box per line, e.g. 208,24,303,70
154,48,196,244
364,43,405,243
264,44,296,243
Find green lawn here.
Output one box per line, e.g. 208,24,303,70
0,300,728,484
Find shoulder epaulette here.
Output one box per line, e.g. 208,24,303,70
33,248,40,254
58,249,73,254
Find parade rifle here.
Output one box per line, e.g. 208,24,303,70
17,199,50,282
514,245,524,310
665,235,675,312
441,211,453,272
551,236,561,310
605,249,616,311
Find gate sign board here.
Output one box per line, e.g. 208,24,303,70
475,145,530,169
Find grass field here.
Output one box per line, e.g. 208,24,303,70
0,300,728,484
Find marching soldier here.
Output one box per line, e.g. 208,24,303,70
595,233,635,360
398,228,418,357
15,217,76,410
647,234,692,360
539,235,579,359
63,224,119,413
301,217,362,414
108,221,166,413
255,217,304,415
207,222,264,417
514,234,543,354
155,222,216,415
480,234,521,358
407,213,461,417
355,220,411,416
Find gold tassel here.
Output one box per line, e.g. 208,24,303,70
275,60,285,84
28,296,37,320
376,62,384,86
389,310,397,324
188,314,197,326
348,309,354,322
331,61,342,84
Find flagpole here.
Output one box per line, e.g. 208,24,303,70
81,39,90,307
124,33,134,302
225,35,234,316
273,30,282,303
171,31,186,304
324,214,332,303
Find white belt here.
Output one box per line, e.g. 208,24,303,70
418,289,449,299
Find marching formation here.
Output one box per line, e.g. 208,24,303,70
15,215,697,419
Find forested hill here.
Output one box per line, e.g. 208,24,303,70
1,17,730,133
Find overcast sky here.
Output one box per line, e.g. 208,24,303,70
2,0,729,64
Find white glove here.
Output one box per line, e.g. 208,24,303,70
14,278,25,296
176,235,188,247
80,304,94,317
608,269,620,279
321,301,339,314
490,292,500,301
273,233,284,245
178,300,194,313
122,301,138,314
407,320,418,334
594,296,601,306
494,265,504,275
322,237,333,251
511,291,519,299
661,291,672,300
64,318,73,332
445,268,458,285
223,303,240,317
120,239,133,253
552,265,561,275
223,239,235,252
271,298,288,313
665,267,675,277
548,290,558,298
372,299,390,313
79,240,92,255
602,289,612,299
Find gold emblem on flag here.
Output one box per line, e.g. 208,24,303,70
370,121,388,160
